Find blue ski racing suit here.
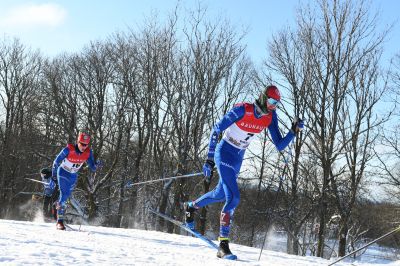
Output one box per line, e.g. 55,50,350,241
52,143,97,222
191,102,296,239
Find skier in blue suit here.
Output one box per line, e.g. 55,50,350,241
185,85,304,259
40,167,58,220
52,132,100,230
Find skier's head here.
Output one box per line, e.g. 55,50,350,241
255,85,281,113
77,132,90,151
40,168,52,179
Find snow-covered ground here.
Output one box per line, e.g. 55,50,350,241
0,219,399,266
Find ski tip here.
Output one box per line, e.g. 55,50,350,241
184,223,195,231
222,254,237,260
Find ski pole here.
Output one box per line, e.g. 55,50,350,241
25,178,49,185
258,173,285,261
258,147,291,261
328,225,400,266
126,172,203,187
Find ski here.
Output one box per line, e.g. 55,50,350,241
16,191,44,197
328,225,400,265
64,223,79,232
149,208,237,260
63,223,90,234
64,224,76,231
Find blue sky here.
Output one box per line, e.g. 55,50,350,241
0,0,399,65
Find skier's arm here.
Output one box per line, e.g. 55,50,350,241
206,105,245,159
86,149,97,172
52,147,69,177
268,111,295,151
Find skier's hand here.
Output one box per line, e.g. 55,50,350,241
203,159,215,183
49,179,56,190
95,160,104,169
291,117,304,134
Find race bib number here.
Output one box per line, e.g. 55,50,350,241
223,124,258,149
60,160,83,173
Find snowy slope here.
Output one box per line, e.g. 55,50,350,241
0,219,399,266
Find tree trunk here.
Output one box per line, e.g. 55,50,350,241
198,180,211,235
115,173,126,228
287,226,300,255
87,193,96,221
157,179,173,231
338,222,349,257
317,199,327,257
317,166,330,258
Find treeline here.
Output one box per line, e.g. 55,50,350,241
0,0,399,260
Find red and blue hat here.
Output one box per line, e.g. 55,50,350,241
256,85,281,113
77,132,90,145
265,85,281,101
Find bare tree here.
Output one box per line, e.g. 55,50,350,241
165,8,249,233
300,0,388,257
332,49,387,257
107,32,140,227
377,53,400,201
0,37,42,217
68,41,115,220
263,23,315,254
262,0,389,257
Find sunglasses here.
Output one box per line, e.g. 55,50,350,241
267,98,280,106
79,142,88,147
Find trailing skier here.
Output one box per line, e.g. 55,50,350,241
52,131,102,230
184,85,304,259
40,167,59,220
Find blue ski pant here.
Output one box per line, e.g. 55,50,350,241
194,140,245,215
56,167,78,221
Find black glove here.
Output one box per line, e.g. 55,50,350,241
40,168,52,179
203,159,215,183
291,117,304,134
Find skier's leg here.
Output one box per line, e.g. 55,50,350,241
51,185,59,221
184,179,225,228
184,143,229,228
215,166,239,241
56,169,77,225
43,196,51,218
193,178,226,207
192,143,236,208
216,146,243,259
216,179,239,258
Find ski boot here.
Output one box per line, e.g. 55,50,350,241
56,220,65,230
217,237,237,260
55,202,66,230
184,202,197,230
